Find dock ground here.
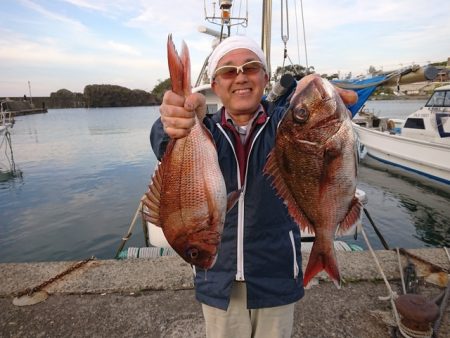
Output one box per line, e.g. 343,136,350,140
1,248,449,338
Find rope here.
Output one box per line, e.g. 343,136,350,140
362,228,435,338
114,198,145,259
299,0,308,70
362,228,410,338
396,248,407,294
293,0,301,66
398,322,433,338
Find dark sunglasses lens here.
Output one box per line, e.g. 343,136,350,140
242,63,261,74
216,66,237,79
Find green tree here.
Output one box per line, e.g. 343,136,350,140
151,78,171,102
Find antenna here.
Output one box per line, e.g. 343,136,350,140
203,0,248,40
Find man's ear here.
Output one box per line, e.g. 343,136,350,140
211,80,217,93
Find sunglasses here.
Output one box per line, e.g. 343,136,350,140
213,60,265,79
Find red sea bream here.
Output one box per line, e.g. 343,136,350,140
264,75,362,287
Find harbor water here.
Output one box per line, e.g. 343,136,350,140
0,101,449,263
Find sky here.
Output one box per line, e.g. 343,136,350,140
0,0,449,97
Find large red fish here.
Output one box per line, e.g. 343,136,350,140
264,75,362,287
143,35,228,269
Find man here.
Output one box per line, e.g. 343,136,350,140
151,36,356,338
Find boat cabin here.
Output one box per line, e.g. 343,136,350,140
401,84,450,144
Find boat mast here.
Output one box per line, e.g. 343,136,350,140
261,0,272,78
28,81,33,104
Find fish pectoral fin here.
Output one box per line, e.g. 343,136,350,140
203,182,224,229
263,150,314,233
142,160,168,228
336,196,363,237
226,189,242,212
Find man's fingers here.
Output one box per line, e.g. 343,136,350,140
159,91,207,139
161,114,196,131
184,93,207,120
163,126,192,139
335,87,358,106
162,90,185,106
161,104,196,119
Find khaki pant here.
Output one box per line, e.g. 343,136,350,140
202,282,295,338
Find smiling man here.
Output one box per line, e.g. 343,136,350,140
152,35,303,338
151,35,357,338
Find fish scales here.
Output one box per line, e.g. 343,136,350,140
143,35,227,269
264,75,362,287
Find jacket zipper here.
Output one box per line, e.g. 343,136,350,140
289,230,300,279
217,117,271,281
217,124,244,280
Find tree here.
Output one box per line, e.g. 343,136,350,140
272,64,312,82
151,78,171,102
83,84,158,107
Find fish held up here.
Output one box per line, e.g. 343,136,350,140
142,35,229,269
264,75,362,287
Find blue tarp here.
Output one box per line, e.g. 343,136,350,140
332,75,390,117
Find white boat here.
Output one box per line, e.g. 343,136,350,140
353,84,450,192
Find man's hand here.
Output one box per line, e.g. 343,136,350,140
335,86,358,106
159,91,207,139
293,74,358,106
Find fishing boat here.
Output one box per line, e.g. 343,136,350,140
353,84,450,193
0,105,14,134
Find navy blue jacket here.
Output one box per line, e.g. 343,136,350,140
150,87,304,310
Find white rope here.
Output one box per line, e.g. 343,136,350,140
361,227,434,338
396,248,407,294
444,247,450,263
360,227,401,319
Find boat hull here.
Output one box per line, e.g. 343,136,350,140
353,123,450,192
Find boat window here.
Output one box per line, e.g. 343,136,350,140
425,91,447,107
444,91,450,107
403,118,425,129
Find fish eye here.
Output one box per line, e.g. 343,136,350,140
186,247,199,259
293,108,309,123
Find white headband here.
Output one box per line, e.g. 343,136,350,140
207,35,267,79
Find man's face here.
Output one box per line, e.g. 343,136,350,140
211,49,269,122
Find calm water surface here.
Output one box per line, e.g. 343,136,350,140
0,102,449,263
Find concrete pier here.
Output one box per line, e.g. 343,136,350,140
1,248,449,337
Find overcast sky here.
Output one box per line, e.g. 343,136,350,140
1,0,449,97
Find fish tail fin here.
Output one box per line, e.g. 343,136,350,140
304,242,341,289
167,34,185,96
180,40,191,96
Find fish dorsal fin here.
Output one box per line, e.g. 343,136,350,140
336,196,362,237
264,150,315,233
142,140,175,227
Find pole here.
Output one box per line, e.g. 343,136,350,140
28,81,33,104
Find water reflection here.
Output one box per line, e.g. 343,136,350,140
356,163,450,249
0,129,23,186
1,105,448,263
